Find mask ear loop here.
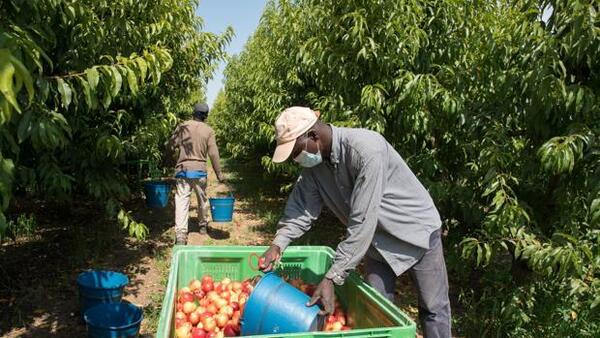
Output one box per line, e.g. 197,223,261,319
294,130,319,163
293,134,307,163
304,130,320,154
296,133,310,158
303,132,310,152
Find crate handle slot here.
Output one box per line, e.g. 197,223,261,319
248,252,261,271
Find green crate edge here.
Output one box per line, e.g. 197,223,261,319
156,245,417,338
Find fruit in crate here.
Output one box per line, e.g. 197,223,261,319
175,274,352,336
175,275,256,337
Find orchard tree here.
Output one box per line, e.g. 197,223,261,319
213,0,599,335
0,0,231,239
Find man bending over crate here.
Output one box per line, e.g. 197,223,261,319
167,102,225,245
259,107,451,338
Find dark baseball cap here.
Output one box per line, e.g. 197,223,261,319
193,102,209,114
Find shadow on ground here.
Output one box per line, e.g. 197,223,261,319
186,216,229,240
0,196,173,337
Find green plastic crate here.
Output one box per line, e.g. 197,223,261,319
157,246,416,338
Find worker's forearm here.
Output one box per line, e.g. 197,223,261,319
273,214,314,251
207,149,223,179
272,173,323,250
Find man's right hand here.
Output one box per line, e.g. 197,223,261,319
259,245,281,272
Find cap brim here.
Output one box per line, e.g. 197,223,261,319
272,140,296,163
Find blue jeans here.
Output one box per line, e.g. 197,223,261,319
363,230,451,338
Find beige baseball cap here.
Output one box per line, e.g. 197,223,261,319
272,106,320,163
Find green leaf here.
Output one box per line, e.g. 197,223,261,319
86,67,100,90
554,232,578,244
566,90,575,109
135,58,148,84
515,244,521,258
126,68,138,95
9,54,34,104
591,197,600,226
56,78,72,109
575,87,584,113
0,157,14,210
0,51,20,114
50,111,71,138
78,77,96,109
110,67,122,97
102,89,112,109
65,5,76,20
0,128,18,154
17,109,33,143
145,53,161,85
38,78,50,101
0,96,12,125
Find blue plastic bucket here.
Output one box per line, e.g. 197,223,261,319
84,303,143,338
209,196,235,222
143,181,170,208
240,272,322,335
77,271,129,319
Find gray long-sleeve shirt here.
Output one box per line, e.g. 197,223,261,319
272,125,441,285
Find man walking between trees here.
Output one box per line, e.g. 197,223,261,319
259,107,451,338
167,102,224,245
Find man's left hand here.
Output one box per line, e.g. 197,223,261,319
306,277,335,315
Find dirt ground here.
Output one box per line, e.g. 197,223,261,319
0,160,430,337
0,161,279,337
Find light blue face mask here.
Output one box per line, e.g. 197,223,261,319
294,142,322,168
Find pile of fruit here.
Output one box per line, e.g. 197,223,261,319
174,275,353,338
175,276,253,338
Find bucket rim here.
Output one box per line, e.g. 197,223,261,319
77,270,129,290
252,271,277,289
209,196,235,202
144,180,171,187
84,303,143,330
